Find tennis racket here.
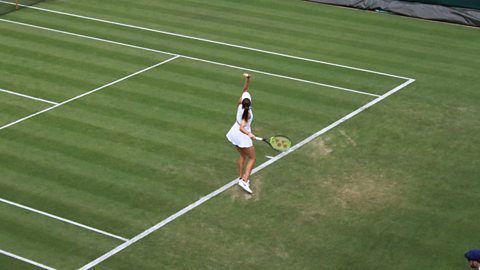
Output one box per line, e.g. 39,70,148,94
255,135,292,152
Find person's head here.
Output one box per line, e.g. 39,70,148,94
241,98,251,121
465,249,480,268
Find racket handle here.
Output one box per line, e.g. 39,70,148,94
255,137,263,141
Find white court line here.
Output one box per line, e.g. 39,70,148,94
0,87,59,105
0,248,56,270
181,56,380,97
0,18,379,97
79,78,415,270
0,197,128,242
0,0,412,80
0,56,180,131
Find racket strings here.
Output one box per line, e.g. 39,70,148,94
269,136,291,151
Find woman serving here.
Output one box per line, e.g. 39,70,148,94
226,73,256,194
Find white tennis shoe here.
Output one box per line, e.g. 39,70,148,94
238,179,253,194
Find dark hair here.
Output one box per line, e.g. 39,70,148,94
241,98,251,121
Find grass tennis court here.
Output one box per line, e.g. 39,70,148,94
0,0,479,269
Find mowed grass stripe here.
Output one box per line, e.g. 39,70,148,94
0,77,233,235
0,1,474,269
6,7,403,94
90,58,371,143
0,51,367,244
38,0,479,76
0,58,98,96
29,109,230,174
207,0,479,48
0,24,164,67
0,109,234,236
0,43,137,84
68,94,228,157
0,1,404,268
48,0,474,56
142,60,373,139
10,0,471,92
0,202,121,269
0,155,171,236
155,59,377,110
0,254,40,270
173,1,477,74
0,162,159,236
0,93,51,126
1,126,196,191
108,0,476,69
0,21,172,101
0,97,49,116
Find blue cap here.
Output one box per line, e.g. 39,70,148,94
465,249,480,261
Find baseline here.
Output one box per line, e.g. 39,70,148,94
0,197,128,242
0,248,56,270
0,0,412,80
0,18,380,97
79,78,415,270
0,87,59,105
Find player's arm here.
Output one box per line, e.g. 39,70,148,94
237,73,251,105
243,73,250,91
239,119,256,140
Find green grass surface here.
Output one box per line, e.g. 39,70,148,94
0,0,479,269
0,92,50,126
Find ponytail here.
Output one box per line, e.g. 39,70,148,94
241,98,251,121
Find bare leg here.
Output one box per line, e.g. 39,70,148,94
235,146,246,179
241,146,256,181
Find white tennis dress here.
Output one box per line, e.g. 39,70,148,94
226,92,253,148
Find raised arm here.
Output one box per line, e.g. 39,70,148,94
243,73,251,91
238,73,251,104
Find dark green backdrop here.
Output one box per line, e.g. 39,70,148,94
400,0,480,10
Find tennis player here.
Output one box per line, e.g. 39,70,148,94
226,73,256,194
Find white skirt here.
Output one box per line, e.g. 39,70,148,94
226,122,253,148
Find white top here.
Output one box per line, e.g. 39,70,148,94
235,104,253,132
226,93,253,148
